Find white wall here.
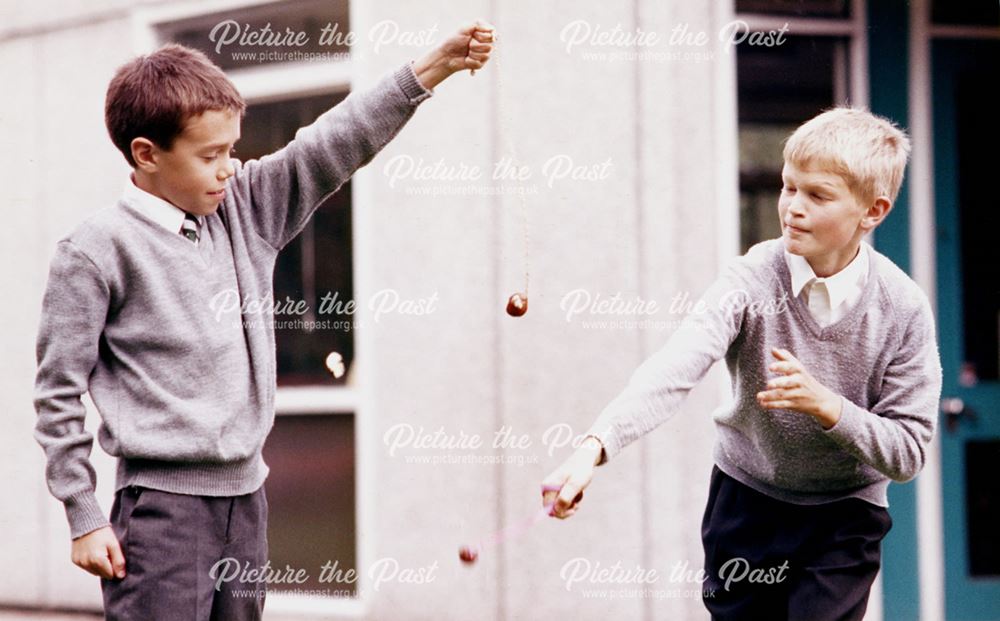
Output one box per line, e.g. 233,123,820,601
0,0,736,618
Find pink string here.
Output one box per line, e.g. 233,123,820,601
468,484,565,553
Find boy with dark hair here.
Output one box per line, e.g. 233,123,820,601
34,22,493,620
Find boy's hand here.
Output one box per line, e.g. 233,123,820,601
541,436,603,519
412,20,495,90
757,347,843,429
71,526,126,580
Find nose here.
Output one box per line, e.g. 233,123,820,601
218,158,235,181
784,193,807,222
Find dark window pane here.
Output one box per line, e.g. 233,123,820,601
966,441,1000,576
263,414,357,595
156,0,350,71
239,92,355,386
932,1,1000,26
956,67,1000,381
737,36,849,252
736,0,850,19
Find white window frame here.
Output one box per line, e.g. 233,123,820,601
131,0,371,616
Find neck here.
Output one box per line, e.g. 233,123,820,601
806,242,861,278
131,171,175,208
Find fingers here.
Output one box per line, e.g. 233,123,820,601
461,19,496,39
74,550,115,579
769,361,798,375
472,29,495,43
758,398,795,410
771,347,801,364
473,19,496,37
765,373,801,390
541,480,563,509
95,554,116,580
541,480,584,519
553,485,585,519
108,538,127,579
757,383,804,409
71,527,126,581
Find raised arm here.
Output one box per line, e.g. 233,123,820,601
232,21,494,250
232,64,433,250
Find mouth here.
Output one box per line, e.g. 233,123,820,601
207,189,226,200
784,223,809,234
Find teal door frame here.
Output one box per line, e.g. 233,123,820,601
871,2,1000,619
932,37,1000,621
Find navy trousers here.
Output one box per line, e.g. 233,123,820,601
101,484,268,621
701,466,892,621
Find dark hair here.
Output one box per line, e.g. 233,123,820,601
105,43,245,167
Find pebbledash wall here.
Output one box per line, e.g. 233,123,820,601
0,1,896,620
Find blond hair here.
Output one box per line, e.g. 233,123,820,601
783,107,911,203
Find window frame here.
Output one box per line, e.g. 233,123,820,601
733,0,871,252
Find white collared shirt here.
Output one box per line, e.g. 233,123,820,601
784,242,869,327
122,175,200,244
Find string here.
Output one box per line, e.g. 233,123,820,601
489,30,530,296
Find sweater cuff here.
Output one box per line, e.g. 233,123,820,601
821,396,865,447
395,62,434,105
65,490,110,540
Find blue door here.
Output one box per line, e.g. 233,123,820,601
933,37,1000,621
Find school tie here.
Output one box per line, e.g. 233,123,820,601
180,213,199,244
807,278,831,327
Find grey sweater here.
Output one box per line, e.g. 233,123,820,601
585,239,942,507
34,63,432,539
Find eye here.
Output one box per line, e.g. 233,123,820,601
782,185,796,194
811,193,828,201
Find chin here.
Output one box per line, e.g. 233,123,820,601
781,235,806,255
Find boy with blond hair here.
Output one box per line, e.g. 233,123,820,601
543,107,942,620
34,22,493,620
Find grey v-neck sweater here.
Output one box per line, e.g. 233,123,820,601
585,239,942,507
34,63,432,539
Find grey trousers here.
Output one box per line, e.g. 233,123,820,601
101,484,268,621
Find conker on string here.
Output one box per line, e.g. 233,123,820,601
506,293,528,317
458,545,479,564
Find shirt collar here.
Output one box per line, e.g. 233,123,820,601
122,174,199,234
784,242,870,310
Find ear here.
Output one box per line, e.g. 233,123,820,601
131,138,159,173
860,196,892,232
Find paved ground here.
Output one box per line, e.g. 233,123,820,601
0,612,100,620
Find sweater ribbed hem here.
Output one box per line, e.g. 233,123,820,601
114,452,269,497
65,490,111,540
396,62,434,104
713,442,889,508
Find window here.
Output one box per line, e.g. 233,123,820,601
238,92,356,387
737,0,851,19
931,1,1000,27
737,36,851,252
155,0,350,70
734,4,862,252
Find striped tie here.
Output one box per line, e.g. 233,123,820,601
180,213,199,244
